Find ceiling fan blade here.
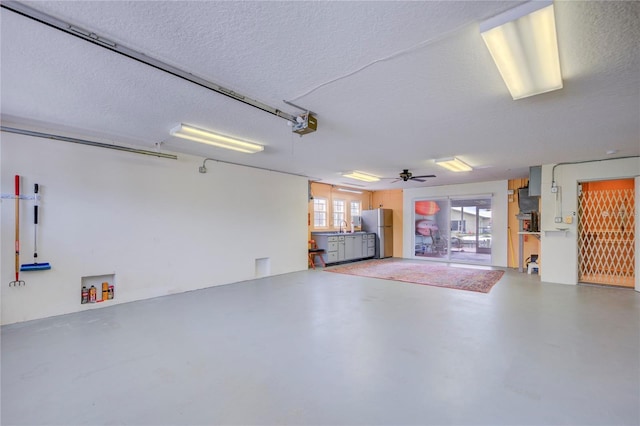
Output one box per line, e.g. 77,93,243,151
411,178,426,182
411,174,436,179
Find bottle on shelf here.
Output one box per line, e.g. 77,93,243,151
81,286,88,304
102,282,109,301
89,285,97,303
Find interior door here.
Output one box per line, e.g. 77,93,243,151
577,179,636,287
633,176,640,292
636,176,640,293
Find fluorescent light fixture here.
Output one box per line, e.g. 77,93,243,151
337,188,363,194
435,157,473,172
480,0,562,100
342,171,380,182
170,123,264,154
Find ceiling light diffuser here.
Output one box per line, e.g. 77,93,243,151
170,124,264,154
480,0,562,100
435,157,473,172
342,171,380,182
337,188,363,194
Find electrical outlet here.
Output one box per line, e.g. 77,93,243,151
551,186,558,193
554,217,563,223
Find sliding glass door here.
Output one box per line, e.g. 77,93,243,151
414,196,492,264
449,197,492,264
415,199,449,258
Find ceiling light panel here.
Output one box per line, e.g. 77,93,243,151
435,157,473,172
480,0,562,100
337,188,364,194
170,124,264,154
342,171,380,182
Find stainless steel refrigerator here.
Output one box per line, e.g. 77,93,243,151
361,208,393,258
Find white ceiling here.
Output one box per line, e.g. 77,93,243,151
1,1,639,190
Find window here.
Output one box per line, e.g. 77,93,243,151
313,198,327,227
333,199,345,228
451,220,466,232
350,201,361,225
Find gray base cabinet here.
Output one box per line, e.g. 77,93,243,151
311,233,376,265
366,234,375,257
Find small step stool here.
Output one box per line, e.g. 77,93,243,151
308,240,326,269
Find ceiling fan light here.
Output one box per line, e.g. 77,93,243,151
435,157,473,172
170,123,264,154
480,0,562,100
342,171,380,182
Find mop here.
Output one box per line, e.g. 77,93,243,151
21,183,51,271
9,176,26,286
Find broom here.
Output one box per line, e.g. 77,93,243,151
21,183,51,271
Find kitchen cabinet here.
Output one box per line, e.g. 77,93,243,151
337,236,345,261
345,235,363,260
327,239,339,263
366,233,376,257
311,232,375,265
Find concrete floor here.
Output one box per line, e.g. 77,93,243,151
2,265,639,425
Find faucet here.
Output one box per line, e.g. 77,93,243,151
340,220,348,233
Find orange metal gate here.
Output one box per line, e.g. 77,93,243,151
577,179,635,287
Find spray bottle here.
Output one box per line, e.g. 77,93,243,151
81,286,88,304
102,282,109,301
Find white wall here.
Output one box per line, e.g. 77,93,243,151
403,180,508,267
540,157,640,285
1,132,309,324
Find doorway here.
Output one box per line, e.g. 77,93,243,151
449,197,492,263
577,178,636,287
414,196,492,264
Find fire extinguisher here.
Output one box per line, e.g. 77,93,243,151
81,286,89,304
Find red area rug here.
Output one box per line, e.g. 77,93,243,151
325,259,504,293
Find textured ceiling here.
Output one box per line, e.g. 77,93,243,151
1,1,639,189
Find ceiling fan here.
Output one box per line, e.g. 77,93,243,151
393,169,436,183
